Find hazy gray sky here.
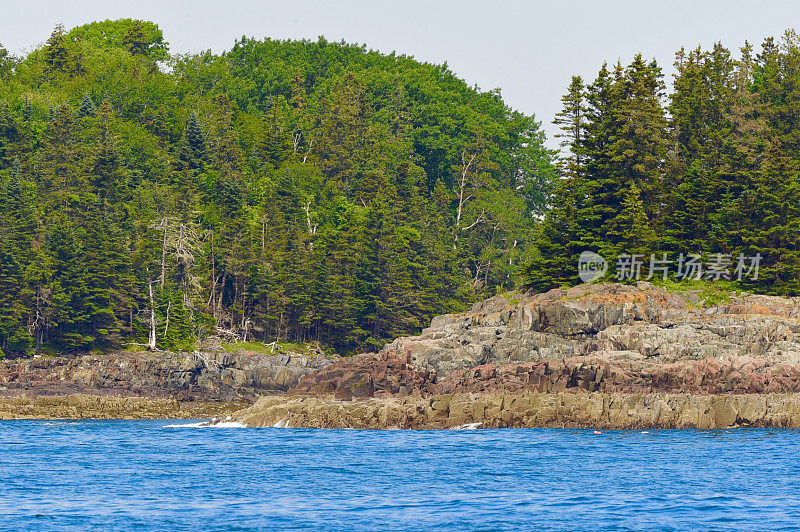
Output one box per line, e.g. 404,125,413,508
1,0,798,145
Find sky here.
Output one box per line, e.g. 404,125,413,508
1,0,798,146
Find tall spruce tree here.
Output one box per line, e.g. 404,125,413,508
178,112,209,174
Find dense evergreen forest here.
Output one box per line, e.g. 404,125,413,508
6,20,800,359
527,31,800,296
0,20,555,357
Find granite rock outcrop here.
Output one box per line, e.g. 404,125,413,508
290,283,800,399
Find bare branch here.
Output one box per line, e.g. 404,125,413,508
461,210,486,231
301,139,314,163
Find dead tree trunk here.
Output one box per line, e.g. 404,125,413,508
304,201,317,235
159,217,169,290
455,151,476,247
148,280,157,351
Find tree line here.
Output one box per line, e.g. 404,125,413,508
0,20,555,357
526,32,800,295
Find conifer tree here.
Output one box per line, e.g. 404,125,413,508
553,76,586,175
664,44,736,253
0,243,33,356
37,104,86,209
257,101,294,169
316,73,372,194
0,167,37,356
178,112,208,174
78,93,96,117
208,94,245,211
43,24,70,77
92,99,123,204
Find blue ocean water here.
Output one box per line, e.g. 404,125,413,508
2,422,800,531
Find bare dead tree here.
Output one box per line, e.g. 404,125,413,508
31,286,52,353
455,150,477,248
156,216,169,290
472,260,491,291
291,131,302,153
207,229,216,316
242,319,252,342
303,200,317,235
175,222,201,309
147,278,157,351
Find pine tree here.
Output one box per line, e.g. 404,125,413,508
572,57,666,257
738,147,800,293
43,24,70,77
524,75,594,290
316,73,372,194
178,112,208,174
257,100,294,169
611,55,667,220
523,175,588,290
0,242,34,357
78,93,96,117
605,183,657,258
664,44,737,254
44,208,134,350
92,99,123,204
209,94,243,179
0,167,37,356
207,94,245,211
2,160,38,258
577,62,619,246
733,32,800,293
553,76,586,176
37,104,87,210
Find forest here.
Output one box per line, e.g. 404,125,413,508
527,31,800,296
4,20,800,359
0,20,554,356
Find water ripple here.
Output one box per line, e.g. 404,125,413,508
2,422,800,530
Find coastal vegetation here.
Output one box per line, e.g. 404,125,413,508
527,32,800,295
0,20,554,357
4,19,800,360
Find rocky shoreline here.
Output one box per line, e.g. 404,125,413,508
0,348,334,401
8,282,800,428
0,394,245,420
229,282,800,429
233,392,800,430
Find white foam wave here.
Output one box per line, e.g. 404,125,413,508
164,421,247,428
164,422,205,428
452,422,483,430
272,418,291,428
